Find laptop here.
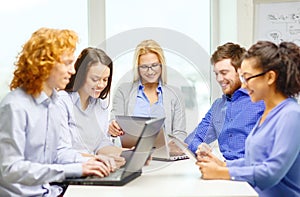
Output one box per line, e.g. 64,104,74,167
62,117,165,186
168,133,197,161
115,115,189,161
151,129,189,161
115,115,153,148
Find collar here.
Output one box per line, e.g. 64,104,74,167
138,80,163,92
34,89,59,106
70,91,97,108
223,88,249,101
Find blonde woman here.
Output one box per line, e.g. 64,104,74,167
109,39,186,153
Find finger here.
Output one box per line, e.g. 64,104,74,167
113,155,126,163
109,157,117,172
112,120,121,130
92,169,104,178
96,161,111,176
95,155,110,166
196,161,206,168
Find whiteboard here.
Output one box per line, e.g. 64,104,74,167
254,0,300,45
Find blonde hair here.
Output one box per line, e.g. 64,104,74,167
133,39,167,84
10,27,78,97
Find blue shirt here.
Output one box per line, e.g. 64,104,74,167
133,80,165,118
227,98,300,197
0,88,85,197
186,88,264,160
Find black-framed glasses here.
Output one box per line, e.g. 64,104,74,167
138,63,161,72
239,71,268,84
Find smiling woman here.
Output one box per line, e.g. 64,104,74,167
57,47,124,167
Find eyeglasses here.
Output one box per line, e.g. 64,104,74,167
239,71,268,84
138,63,161,72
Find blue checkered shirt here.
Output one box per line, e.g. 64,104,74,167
185,88,265,160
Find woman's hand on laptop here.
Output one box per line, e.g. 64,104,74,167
108,154,126,169
108,120,124,136
82,157,111,177
96,154,119,172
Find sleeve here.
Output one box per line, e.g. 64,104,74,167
228,110,300,189
56,91,73,146
226,158,246,167
110,84,127,121
55,92,87,164
0,104,83,185
95,104,114,151
186,106,214,153
170,86,187,141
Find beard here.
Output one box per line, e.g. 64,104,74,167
222,80,241,96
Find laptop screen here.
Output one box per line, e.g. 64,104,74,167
115,116,153,148
121,117,165,177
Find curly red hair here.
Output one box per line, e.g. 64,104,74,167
10,27,78,97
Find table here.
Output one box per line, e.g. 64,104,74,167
64,159,258,197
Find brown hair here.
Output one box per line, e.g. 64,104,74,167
65,47,113,99
211,42,246,71
245,41,300,97
10,27,78,97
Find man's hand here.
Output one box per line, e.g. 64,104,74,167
195,143,212,158
96,154,117,172
82,157,111,177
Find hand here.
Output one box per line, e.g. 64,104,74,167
196,160,230,180
82,157,111,177
95,154,117,172
195,143,212,158
107,154,126,169
196,150,226,167
168,141,185,156
108,120,124,137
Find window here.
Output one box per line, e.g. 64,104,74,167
105,0,211,132
0,0,87,99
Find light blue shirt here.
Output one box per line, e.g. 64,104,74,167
227,98,300,197
133,80,165,118
186,88,264,160
0,88,85,197
57,91,113,155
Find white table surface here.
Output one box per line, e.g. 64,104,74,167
64,159,258,197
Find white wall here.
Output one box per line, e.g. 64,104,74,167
0,0,88,100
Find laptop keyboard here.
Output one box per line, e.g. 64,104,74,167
86,168,125,180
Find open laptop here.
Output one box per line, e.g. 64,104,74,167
168,133,197,161
62,117,165,186
115,115,189,161
115,115,153,148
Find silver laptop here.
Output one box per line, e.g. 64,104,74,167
115,116,153,148
62,117,165,186
151,129,189,161
115,115,188,161
168,133,197,161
